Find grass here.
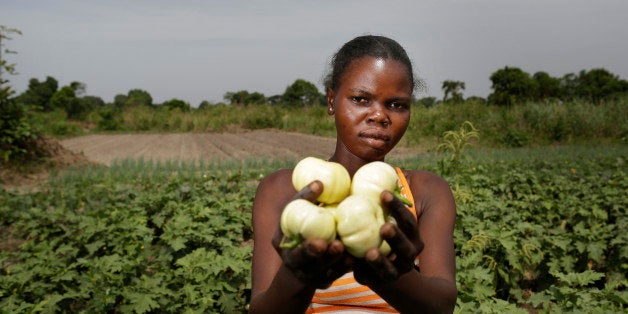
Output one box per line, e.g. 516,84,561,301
30,96,627,150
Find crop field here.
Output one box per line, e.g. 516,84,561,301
1,139,626,313
58,130,420,166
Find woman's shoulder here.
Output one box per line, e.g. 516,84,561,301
260,168,293,183
402,169,450,190
256,168,295,192
253,169,297,209
401,169,455,216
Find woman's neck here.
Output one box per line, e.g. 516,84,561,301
329,145,385,178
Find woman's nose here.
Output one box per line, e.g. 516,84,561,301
367,104,390,126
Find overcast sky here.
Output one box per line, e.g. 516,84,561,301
2,0,627,105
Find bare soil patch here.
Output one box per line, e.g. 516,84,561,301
0,137,93,189
1,130,421,188
59,130,421,166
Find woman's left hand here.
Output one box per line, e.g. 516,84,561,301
352,190,424,287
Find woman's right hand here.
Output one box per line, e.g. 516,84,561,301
271,180,352,289
352,190,424,287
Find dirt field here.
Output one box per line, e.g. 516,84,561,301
59,130,420,166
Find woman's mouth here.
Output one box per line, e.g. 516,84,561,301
359,130,390,149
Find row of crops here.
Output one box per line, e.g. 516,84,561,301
1,145,626,312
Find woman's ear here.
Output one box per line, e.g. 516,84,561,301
326,89,335,115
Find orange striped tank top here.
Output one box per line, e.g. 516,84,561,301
307,167,416,313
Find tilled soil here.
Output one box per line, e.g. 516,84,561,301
59,130,420,166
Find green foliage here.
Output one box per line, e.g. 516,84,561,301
0,161,259,312
400,144,628,312
573,68,628,103
488,66,537,106
532,71,560,100
406,97,627,147
0,25,22,82
489,66,628,106
414,96,438,108
16,76,59,111
49,86,76,111
97,106,124,131
282,79,323,106
224,90,267,105
0,25,41,163
501,128,530,148
80,95,105,109
437,121,479,175
48,120,83,137
442,80,466,103
160,98,191,112
242,104,281,129
27,94,627,149
128,89,153,107
444,146,627,312
0,96,39,162
2,145,626,312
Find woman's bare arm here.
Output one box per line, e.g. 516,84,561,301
249,170,350,313
357,171,458,313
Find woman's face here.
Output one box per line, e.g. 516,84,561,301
329,57,412,161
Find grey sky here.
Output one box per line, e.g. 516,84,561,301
2,0,627,105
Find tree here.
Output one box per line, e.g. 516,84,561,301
487,66,537,106
50,86,79,115
0,25,40,162
198,100,212,110
283,79,322,106
415,96,438,108
49,82,94,120
267,94,283,104
224,90,249,105
80,95,105,109
247,92,267,105
126,89,153,107
224,90,267,105
441,80,465,103
113,94,128,110
573,68,628,102
70,81,86,97
161,98,191,112
0,25,22,88
559,73,579,100
532,71,560,100
17,76,59,110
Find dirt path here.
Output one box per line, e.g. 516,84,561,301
60,130,420,166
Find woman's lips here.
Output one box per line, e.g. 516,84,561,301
359,130,390,149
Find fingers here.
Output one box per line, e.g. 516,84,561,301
380,223,420,273
364,248,399,281
292,180,323,203
282,238,344,270
273,181,324,250
280,238,349,288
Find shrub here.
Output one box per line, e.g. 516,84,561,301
0,95,40,162
501,129,530,148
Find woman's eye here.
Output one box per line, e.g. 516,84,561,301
351,97,368,104
389,102,409,110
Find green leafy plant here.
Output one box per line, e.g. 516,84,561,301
437,120,479,175
1,145,626,313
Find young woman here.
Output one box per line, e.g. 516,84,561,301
249,35,457,313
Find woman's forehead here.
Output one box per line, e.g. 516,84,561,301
339,57,413,93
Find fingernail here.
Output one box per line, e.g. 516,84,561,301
311,180,322,193
365,248,380,262
380,223,395,238
381,191,393,203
